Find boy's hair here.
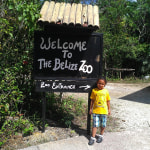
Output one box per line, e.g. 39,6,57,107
96,76,107,85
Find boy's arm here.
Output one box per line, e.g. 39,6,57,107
107,100,111,115
89,99,94,115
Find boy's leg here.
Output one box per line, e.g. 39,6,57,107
92,114,99,137
100,127,105,135
96,127,105,143
88,114,99,145
88,127,97,145
97,115,107,143
92,127,97,137
100,115,107,134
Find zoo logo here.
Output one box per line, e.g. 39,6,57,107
79,60,93,74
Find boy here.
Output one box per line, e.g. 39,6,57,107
88,77,111,145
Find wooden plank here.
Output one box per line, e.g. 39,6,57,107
45,1,55,22
69,3,77,25
51,2,61,23
35,80,96,93
63,3,71,25
93,5,99,29
38,1,50,22
76,3,82,26
57,2,66,24
87,5,93,27
105,68,135,71
82,4,88,27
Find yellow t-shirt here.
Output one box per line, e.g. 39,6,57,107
90,88,110,114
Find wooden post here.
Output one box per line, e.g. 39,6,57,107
87,92,91,135
38,1,50,22
120,71,121,79
63,3,71,25
93,5,99,29
69,3,77,25
57,2,65,23
45,1,55,22
42,92,46,133
87,5,93,27
60,92,63,103
76,3,82,26
51,2,61,23
82,4,88,26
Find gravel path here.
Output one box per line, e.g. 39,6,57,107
111,98,150,131
106,83,150,131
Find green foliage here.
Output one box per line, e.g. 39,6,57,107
98,0,150,76
141,47,150,75
0,116,34,146
0,0,40,109
46,93,85,127
0,68,24,122
0,0,42,147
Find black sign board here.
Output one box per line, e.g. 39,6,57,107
34,31,103,79
34,31,103,92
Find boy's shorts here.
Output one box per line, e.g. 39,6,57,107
92,114,107,128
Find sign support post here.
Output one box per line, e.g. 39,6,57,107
87,92,91,135
42,92,46,133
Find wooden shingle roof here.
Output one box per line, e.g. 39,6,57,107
38,1,100,30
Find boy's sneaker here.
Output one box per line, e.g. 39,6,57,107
88,137,95,145
96,135,103,143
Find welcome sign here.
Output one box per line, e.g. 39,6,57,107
34,31,103,92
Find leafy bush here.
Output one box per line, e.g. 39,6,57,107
0,116,34,147
0,0,41,147
46,93,85,127
0,68,24,123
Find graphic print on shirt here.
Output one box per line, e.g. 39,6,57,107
95,93,105,108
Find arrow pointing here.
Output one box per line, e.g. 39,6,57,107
79,85,91,90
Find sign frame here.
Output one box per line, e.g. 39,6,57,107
34,30,103,134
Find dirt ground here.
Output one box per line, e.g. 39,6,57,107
2,82,150,150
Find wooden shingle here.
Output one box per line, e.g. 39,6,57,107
38,1,100,30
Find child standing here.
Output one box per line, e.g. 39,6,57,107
88,77,111,145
